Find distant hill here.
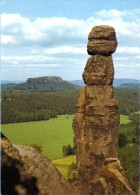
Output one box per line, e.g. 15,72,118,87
113,79,139,88
1,76,79,92
69,79,140,88
1,83,19,91
118,83,140,89
2,77,139,91
1,80,23,84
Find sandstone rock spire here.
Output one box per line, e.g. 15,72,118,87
73,25,134,195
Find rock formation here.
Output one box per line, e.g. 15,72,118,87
1,133,80,195
73,25,134,195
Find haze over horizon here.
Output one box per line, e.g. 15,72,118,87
1,76,140,84
1,0,140,81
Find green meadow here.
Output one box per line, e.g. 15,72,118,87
2,114,129,160
2,115,74,159
52,155,76,178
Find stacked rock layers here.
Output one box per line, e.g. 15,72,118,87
73,25,134,195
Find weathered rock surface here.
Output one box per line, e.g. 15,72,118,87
1,133,80,195
87,25,117,55
73,25,134,195
82,55,114,85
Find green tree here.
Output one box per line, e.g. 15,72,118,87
118,132,128,147
118,145,139,192
129,113,139,126
129,113,139,137
62,145,76,157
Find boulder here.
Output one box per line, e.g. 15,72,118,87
87,25,117,55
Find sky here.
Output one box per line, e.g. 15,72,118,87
1,0,140,81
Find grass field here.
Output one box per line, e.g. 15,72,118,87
52,155,76,178
2,114,130,160
2,115,74,159
2,114,130,179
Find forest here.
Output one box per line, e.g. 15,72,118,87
1,90,79,123
118,113,139,192
1,88,139,124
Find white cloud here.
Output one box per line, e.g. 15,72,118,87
135,56,140,59
2,9,140,48
114,56,130,61
1,55,54,63
94,9,140,37
95,9,126,18
1,8,140,80
1,13,22,28
135,63,140,67
114,63,128,68
117,47,140,54
1,35,16,44
1,54,86,70
1,14,88,47
42,46,86,55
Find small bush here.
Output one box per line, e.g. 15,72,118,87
28,144,43,154
67,162,77,183
62,145,76,157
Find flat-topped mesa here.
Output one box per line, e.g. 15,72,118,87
87,25,117,55
73,25,134,195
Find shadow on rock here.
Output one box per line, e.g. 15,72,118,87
1,150,39,195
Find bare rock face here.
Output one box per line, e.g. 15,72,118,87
82,55,114,85
1,133,80,195
87,25,117,55
73,25,134,195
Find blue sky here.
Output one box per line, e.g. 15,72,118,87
1,0,140,81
